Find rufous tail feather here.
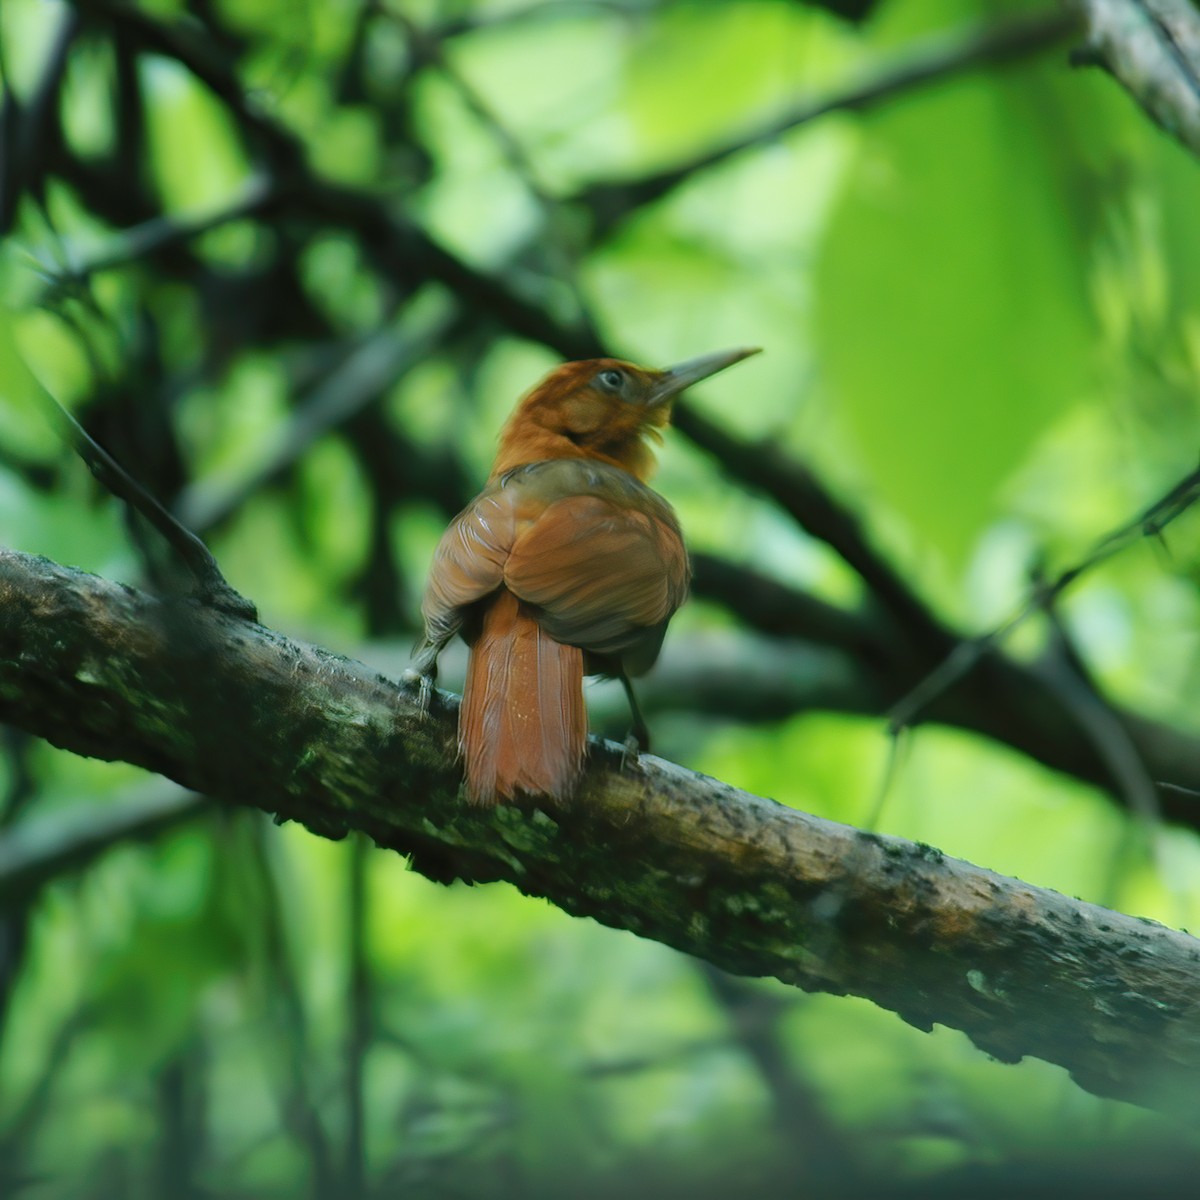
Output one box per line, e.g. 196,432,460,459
459,589,586,804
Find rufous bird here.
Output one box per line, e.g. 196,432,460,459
412,347,759,805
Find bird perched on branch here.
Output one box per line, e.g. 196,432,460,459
412,347,759,805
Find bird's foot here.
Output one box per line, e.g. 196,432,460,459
405,639,446,717
620,733,643,773
402,666,437,717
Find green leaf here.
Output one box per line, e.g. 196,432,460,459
815,71,1095,568
140,57,251,215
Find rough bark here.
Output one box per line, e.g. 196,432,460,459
2,546,1200,1115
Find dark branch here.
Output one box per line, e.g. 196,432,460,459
35,390,257,620
67,0,599,362
676,413,949,650
174,302,460,533
679,410,1200,819
688,554,1200,824
33,175,276,296
3,545,1200,1116
571,12,1081,240
0,785,205,903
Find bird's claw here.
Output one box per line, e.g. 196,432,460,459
620,734,642,773
402,667,436,717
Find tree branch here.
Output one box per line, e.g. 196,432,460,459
572,11,1081,240
3,546,1200,1115
0,783,205,904
1071,0,1200,157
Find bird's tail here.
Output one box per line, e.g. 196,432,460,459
459,589,586,805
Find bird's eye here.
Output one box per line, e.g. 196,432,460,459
597,369,624,392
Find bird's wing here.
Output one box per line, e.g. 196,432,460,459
421,487,519,645
421,460,689,668
504,485,689,664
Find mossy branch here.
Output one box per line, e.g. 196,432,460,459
2,546,1200,1115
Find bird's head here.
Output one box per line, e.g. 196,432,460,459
492,347,759,480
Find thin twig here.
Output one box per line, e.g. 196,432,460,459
1040,596,1160,828
32,174,276,299
34,387,258,619
887,464,1200,733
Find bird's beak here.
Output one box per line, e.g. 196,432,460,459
647,346,761,406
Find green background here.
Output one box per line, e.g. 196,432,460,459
3,0,1200,1194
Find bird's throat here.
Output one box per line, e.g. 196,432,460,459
490,427,655,482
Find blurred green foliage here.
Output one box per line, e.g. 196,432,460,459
3,0,1200,1195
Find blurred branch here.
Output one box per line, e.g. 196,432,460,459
700,967,857,1185
681,416,1200,818
570,11,1080,239
395,13,603,343
175,298,460,532
588,625,880,731
70,0,304,174
429,0,885,29
249,823,338,1200
344,835,370,1200
5,547,1200,1116
0,1002,92,1177
427,0,677,41
1071,0,1200,157
676,419,950,651
689,552,885,658
66,0,598,361
582,1034,732,1077
155,1048,206,1200
0,784,205,904
0,6,79,234
31,175,276,298
0,731,36,1047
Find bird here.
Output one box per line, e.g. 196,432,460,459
411,346,759,805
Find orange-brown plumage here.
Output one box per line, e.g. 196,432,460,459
413,347,758,805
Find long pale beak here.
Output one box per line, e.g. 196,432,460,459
647,346,761,405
